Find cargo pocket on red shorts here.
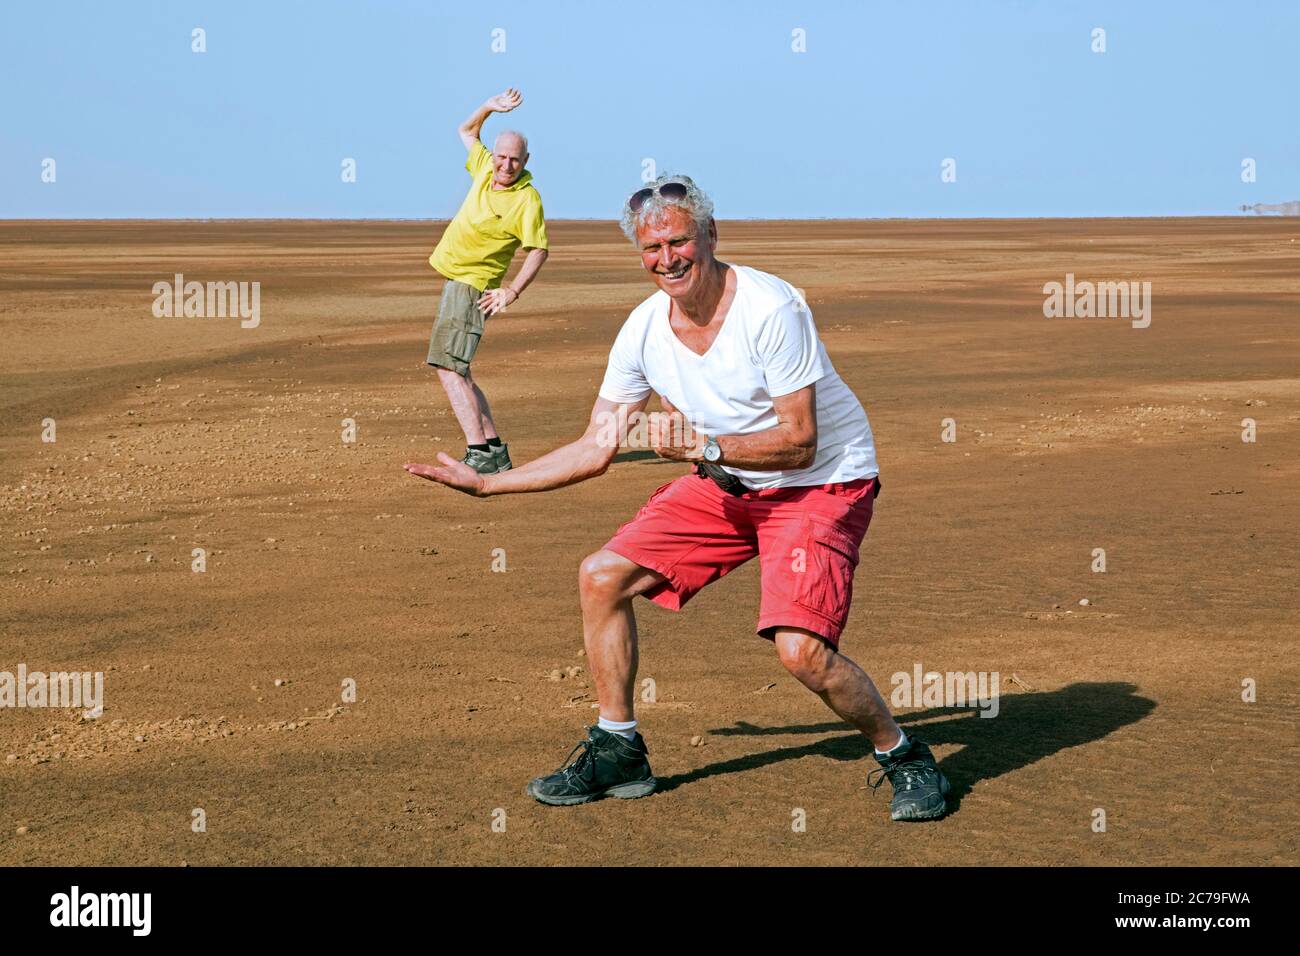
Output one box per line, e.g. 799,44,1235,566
793,519,861,623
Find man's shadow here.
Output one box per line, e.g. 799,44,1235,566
656,682,1154,813
612,450,673,464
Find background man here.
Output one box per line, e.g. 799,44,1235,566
427,87,549,474
405,175,950,822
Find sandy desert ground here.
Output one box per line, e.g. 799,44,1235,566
1,218,1297,866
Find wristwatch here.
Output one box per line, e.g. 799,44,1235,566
702,436,722,463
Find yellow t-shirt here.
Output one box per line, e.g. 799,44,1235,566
429,142,548,291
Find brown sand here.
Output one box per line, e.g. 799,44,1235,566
1,218,1297,865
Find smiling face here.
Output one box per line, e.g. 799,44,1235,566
635,205,718,301
491,133,528,187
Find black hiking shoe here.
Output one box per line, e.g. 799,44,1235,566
867,735,951,821
526,726,658,806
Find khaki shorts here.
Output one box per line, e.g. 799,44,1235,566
426,279,485,377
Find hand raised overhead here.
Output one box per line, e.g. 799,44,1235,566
485,88,523,113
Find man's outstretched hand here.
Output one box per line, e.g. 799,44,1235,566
485,88,522,113
404,453,489,497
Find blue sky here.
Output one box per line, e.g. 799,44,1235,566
2,0,1296,218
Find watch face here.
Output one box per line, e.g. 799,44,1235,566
704,441,721,462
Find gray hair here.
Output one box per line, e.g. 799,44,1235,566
620,174,714,245
493,130,529,155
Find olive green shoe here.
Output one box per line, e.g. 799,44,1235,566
459,447,500,474
492,442,512,472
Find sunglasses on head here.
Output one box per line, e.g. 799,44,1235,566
628,181,689,212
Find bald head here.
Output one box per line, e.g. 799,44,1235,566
490,131,529,188
494,130,528,154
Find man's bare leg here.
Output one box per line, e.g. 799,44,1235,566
525,549,663,804
468,373,499,442
435,366,485,446
577,549,666,721
773,628,903,752
775,627,950,820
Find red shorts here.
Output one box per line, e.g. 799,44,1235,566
603,470,879,647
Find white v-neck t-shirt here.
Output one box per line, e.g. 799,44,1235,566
598,264,879,490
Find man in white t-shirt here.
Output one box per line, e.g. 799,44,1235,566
404,175,950,822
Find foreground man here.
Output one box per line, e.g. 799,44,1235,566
426,87,549,474
405,175,950,822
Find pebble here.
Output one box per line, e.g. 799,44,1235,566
547,669,562,681
273,678,287,687
16,826,29,836
1079,598,1091,606
133,734,145,742
690,735,705,747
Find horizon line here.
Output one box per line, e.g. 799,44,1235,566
1,213,1288,224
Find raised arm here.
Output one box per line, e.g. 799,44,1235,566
404,395,649,497
457,88,523,151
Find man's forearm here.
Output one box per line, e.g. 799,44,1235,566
481,436,609,495
458,102,494,142
654,385,817,474
713,425,816,471
507,248,548,297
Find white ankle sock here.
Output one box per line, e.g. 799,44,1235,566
874,730,908,757
598,715,638,740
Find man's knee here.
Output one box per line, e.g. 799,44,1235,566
774,629,834,689
435,365,467,387
578,550,641,603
